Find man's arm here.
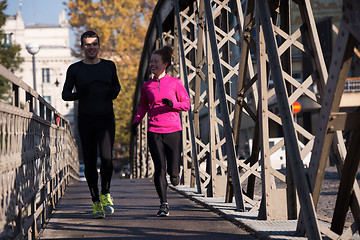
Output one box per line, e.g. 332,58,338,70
62,64,80,101
109,61,121,100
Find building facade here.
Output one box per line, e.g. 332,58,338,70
2,10,76,128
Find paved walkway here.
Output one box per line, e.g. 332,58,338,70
39,178,258,240
172,181,360,240
40,176,360,240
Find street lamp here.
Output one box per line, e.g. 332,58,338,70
50,68,62,87
26,42,40,112
1,33,13,49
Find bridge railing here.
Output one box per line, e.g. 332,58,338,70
0,64,79,240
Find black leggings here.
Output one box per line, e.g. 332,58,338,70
78,113,115,202
148,131,182,204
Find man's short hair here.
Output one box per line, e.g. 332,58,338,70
81,30,100,46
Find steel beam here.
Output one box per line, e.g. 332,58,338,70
204,0,245,211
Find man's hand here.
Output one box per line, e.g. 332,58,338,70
131,122,140,135
77,87,89,98
162,98,173,108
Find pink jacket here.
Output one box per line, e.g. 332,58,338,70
133,74,190,133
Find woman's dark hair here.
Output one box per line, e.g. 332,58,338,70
153,45,174,68
81,30,100,46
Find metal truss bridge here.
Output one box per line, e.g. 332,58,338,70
1,0,360,239
130,0,360,239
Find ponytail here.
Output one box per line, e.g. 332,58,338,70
153,45,174,69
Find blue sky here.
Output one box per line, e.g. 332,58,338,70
5,0,68,25
5,0,77,47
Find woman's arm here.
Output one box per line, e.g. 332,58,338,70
173,80,190,111
133,85,150,123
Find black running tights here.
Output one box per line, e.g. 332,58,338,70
147,131,182,204
78,113,115,202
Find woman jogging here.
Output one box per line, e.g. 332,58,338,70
132,45,190,217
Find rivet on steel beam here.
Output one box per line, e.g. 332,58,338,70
327,126,335,133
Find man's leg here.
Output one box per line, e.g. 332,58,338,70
98,115,115,214
78,116,100,202
98,115,115,194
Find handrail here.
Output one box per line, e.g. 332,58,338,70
0,64,79,239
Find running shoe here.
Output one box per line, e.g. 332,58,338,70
157,202,169,217
92,201,105,218
100,193,115,214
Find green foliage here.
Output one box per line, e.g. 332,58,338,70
0,42,23,71
0,0,24,100
67,0,157,154
0,0,6,27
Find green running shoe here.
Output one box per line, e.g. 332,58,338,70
92,201,105,219
100,193,114,214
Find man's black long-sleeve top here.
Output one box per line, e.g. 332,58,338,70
62,59,121,115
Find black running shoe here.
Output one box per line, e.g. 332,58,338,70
157,202,169,217
170,175,179,186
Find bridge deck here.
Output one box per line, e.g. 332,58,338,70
39,178,257,240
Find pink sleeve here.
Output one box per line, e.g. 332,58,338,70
173,80,190,111
133,85,150,123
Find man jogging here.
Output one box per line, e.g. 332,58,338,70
62,30,121,218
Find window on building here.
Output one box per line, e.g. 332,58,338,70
43,96,51,104
42,68,50,83
344,79,360,92
292,72,302,82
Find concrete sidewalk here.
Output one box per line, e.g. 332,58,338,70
171,184,360,240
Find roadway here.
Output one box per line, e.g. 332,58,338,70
39,178,259,239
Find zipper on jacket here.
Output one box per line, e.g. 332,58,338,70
156,72,166,92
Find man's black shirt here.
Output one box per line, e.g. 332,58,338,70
62,59,121,115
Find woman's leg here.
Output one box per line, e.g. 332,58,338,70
164,131,182,184
148,132,168,203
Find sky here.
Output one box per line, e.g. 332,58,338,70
5,0,68,25
5,0,76,47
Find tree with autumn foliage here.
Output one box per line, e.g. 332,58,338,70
66,0,157,156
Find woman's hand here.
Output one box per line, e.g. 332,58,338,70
162,98,173,107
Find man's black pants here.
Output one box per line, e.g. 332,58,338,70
78,113,115,202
